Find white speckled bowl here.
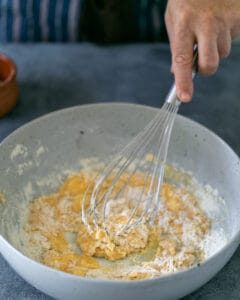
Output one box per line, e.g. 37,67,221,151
0,103,240,300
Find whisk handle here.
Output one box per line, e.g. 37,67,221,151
166,46,198,106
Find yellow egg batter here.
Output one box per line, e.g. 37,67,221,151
25,165,211,280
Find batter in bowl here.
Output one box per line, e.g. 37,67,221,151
23,159,224,280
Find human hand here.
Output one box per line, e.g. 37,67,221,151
165,0,240,102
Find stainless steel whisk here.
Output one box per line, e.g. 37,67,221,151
82,48,198,237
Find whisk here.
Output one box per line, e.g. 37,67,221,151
82,48,198,238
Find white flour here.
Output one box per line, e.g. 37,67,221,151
10,144,28,160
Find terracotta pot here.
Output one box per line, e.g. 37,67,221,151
0,53,19,117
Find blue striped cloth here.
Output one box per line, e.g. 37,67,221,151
0,0,167,42
0,0,82,42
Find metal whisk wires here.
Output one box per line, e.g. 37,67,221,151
81,98,179,236
82,49,198,238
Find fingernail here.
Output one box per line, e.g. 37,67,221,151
180,92,191,102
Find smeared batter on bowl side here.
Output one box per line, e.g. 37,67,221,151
0,192,6,204
24,160,215,280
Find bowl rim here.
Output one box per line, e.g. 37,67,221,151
0,102,240,285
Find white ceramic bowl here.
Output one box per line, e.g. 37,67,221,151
0,103,240,300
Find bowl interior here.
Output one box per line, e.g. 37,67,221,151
0,103,240,256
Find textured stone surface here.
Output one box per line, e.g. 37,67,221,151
0,43,240,300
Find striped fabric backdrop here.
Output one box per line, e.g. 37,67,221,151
0,0,82,42
0,0,167,42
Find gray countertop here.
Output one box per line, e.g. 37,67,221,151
0,43,240,300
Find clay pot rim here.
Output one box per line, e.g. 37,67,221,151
0,53,17,87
